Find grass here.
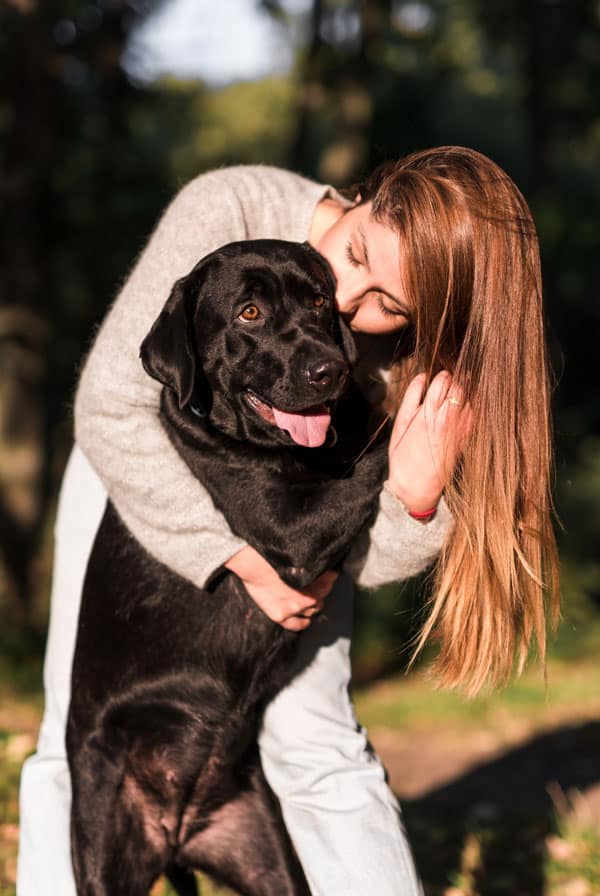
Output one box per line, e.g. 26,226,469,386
1,613,599,894
351,655,600,896
353,656,600,733
0,730,30,895
425,804,600,896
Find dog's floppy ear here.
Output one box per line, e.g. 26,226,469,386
140,273,199,409
335,315,358,367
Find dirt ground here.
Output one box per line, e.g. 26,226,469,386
373,714,600,814
366,693,600,895
3,677,600,895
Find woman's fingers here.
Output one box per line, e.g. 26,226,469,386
226,546,337,630
285,570,337,626
393,370,455,443
437,392,470,430
243,568,336,631
387,369,474,513
304,570,338,600
423,370,453,417
278,596,324,630
280,615,313,632
390,372,426,446
433,394,473,481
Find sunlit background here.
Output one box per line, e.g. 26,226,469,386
1,1,599,893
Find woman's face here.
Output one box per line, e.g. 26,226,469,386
315,201,411,335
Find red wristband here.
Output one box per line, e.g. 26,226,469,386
407,506,438,520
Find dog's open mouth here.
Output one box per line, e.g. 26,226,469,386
245,391,331,448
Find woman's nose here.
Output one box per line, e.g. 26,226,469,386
335,282,363,315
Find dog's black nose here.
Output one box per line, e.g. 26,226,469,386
307,359,347,390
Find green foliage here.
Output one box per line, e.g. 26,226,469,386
545,822,600,896
0,725,31,894
0,0,598,699
163,76,297,181
3,655,600,894
354,658,600,894
351,576,428,683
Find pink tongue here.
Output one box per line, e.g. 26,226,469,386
272,406,331,448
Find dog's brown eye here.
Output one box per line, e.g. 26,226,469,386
313,296,326,308
240,304,260,321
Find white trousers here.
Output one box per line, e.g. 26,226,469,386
17,445,422,895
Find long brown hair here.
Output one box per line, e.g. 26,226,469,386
361,146,559,695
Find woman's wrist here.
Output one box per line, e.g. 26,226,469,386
384,478,441,522
386,477,442,517
225,544,272,585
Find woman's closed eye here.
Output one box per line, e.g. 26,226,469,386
345,240,362,268
376,294,407,319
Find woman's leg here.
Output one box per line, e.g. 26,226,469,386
18,446,107,896
259,576,423,896
19,448,421,895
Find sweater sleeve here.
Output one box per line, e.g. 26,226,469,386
343,484,453,589
75,166,453,592
75,172,251,587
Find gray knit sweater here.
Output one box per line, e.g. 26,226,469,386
75,165,451,589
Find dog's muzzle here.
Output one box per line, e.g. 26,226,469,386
245,391,333,448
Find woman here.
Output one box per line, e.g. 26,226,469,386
18,147,558,895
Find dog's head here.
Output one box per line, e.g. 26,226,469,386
140,240,357,448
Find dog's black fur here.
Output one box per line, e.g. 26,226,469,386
67,240,389,896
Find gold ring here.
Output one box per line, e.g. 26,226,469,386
448,397,461,406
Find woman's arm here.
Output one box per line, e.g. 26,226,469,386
75,172,250,586
344,370,469,588
76,169,460,607
228,369,465,602
344,488,452,588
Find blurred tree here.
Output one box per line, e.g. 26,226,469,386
160,75,297,180
0,0,597,662
0,0,178,623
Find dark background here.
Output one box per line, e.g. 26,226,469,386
1,0,599,680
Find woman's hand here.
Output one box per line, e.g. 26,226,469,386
387,371,472,516
225,545,338,631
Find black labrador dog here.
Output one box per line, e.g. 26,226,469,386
67,240,389,896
